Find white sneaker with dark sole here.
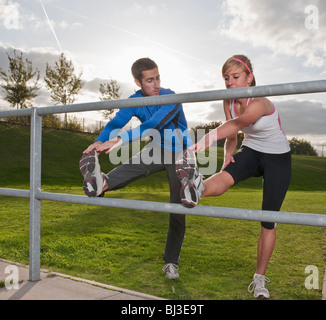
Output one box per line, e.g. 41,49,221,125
248,273,271,299
162,263,179,280
79,150,106,197
176,149,204,208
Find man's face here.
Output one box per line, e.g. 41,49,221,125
135,67,161,96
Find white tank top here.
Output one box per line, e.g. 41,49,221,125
230,98,290,154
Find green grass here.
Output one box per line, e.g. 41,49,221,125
0,123,325,300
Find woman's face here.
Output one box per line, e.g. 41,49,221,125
223,66,253,89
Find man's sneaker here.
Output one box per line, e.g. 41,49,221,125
248,273,271,299
79,150,106,197
162,263,179,280
181,172,204,208
176,149,204,208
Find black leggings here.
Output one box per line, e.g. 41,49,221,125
223,146,292,229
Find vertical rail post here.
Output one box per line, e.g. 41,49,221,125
29,108,42,281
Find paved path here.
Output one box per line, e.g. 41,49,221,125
0,259,164,300
323,266,326,300
1,259,325,300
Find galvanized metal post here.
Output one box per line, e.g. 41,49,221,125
29,108,42,281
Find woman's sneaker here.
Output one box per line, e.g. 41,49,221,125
79,150,106,197
248,273,271,299
176,149,204,208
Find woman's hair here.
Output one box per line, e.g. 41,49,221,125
222,54,256,87
131,58,158,83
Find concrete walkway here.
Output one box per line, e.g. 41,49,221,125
0,259,164,300
323,267,326,301
1,259,325,300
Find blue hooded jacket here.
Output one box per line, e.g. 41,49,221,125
95,88,192,152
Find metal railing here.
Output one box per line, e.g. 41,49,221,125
0,79,326,281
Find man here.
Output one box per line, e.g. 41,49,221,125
79,58,192,279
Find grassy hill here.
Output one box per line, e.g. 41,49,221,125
0,123,325,300
1,123,325,191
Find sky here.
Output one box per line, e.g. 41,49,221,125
0,0,325,154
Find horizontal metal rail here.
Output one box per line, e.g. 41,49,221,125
0,79,325,117
0,187,30,198
36,191,326,227
0,79,325,282
0,107,32,118
2,186,325,227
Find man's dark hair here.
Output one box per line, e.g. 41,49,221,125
131,58,158,83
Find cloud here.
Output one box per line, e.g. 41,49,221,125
123,2,166,16
276,99,326,135
0,0,22,29
202,102,225,123
0,0,82,33
0,44,133,110
0,43,61,76
219,0,326,67
83,77,134,100
187,98,326,139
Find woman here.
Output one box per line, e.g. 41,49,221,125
177,55,291,299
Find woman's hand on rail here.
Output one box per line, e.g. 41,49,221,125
189,129,218,152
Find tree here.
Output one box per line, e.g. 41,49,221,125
289,137,318,156
44,53,84,126
99,79,121,120
0,50,40,109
